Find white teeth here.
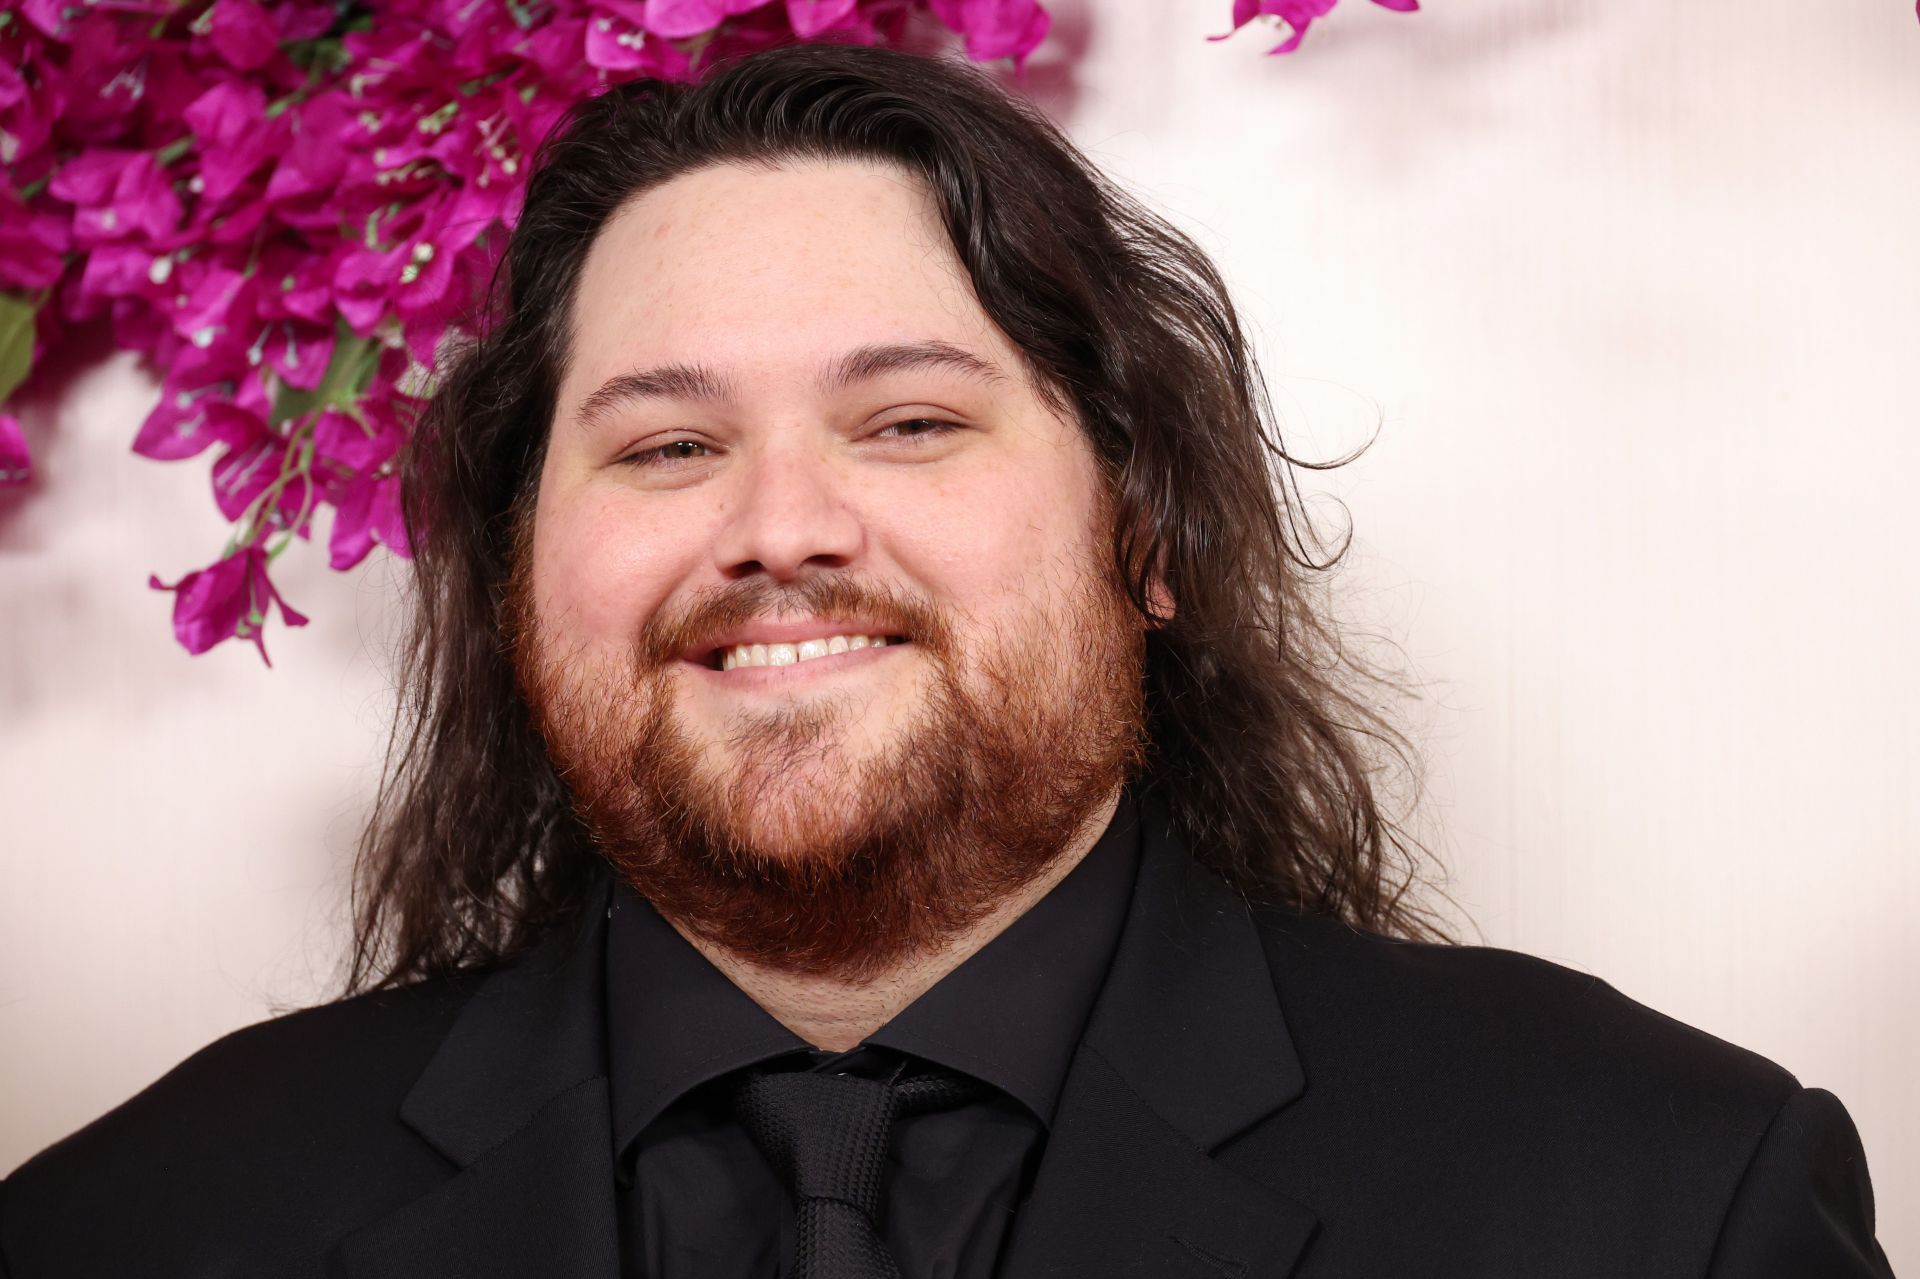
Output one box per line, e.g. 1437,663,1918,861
719,634,895,669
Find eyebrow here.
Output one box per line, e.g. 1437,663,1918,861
570,339,1009,432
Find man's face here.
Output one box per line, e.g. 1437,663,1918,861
512,158,1147,978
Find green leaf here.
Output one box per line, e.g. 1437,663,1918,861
270,373,323,430
0,293,39,407
269,318,381,428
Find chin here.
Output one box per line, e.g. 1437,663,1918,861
720,799,874,868
703,754,888,853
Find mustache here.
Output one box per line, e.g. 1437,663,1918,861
635,574,958,670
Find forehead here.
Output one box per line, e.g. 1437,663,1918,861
564,158,1006,390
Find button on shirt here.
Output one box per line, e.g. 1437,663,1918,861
605,795,1143,1279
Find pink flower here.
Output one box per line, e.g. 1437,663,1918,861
313,407,402,473
641,0,772,40
255,245,337,326
164,261,260,356
328,467,408,569
333,187,502,343
1211,0,1416,55
585,2,658,70
0,413,32,487
512,15,594,79
0,54,58,174
277,0,341,42
149,544,310,664
210,430,310,526
132,389,263,463
72,244,158,319
259,320,336,391
203,0,285,71
52,15,180,142
928,0,1051,66
0,188,70,293
183,81,287,202
18,0,72,39
263,94,353,209
20,0,1447,662
50,150,184,247
785,0,859,39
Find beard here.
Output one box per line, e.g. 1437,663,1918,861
506,533,1148,983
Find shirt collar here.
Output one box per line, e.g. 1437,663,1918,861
603,887,811,1159
864,793,1140,1126
603,789,1143,1155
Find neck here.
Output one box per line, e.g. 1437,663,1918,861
666,788,1123,1053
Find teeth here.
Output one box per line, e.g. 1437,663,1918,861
720,635,895,670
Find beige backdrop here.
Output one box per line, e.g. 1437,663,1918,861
2,0,1914,1265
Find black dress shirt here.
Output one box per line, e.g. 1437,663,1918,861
603,795,1142,1279
5,787,1893,1276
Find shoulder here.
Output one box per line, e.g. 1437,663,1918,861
1267,902,1789,1083
1235,908,1897,1273
1251,905,1798,1114
1245,907,1800,1235
1,977,480,1277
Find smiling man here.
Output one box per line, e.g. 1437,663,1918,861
0,42,1894,1279
515,161,1150,1005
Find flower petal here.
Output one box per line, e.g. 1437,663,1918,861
0,412,32,486
149,550,254,656
207,0,282,71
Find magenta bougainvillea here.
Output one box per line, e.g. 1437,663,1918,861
1211,0,1417,55
0,0,1419,662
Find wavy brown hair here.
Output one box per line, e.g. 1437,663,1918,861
344,40,1449,995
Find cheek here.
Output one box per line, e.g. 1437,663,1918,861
875,452,1104,621
531,485,694,647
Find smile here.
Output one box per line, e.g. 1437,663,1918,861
709,634,908,671
719,634,904,670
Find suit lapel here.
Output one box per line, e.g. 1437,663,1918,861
336,879,621,1279
1000,801,1320,1278
330,804,1317,1278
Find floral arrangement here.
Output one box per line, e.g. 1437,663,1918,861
0,0,1419,663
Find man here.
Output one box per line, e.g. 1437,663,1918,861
0,41,1894,1279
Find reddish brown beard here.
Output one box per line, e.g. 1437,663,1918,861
506,548,1148,982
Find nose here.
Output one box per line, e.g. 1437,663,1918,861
711,440,865,582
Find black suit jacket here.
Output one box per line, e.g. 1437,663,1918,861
1,806,1895,1277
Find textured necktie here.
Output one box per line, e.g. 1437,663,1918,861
733,1061,980,1279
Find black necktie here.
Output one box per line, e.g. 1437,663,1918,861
733,1060,980,1279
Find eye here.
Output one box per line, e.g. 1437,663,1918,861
620,439,711,467
876,418,962,441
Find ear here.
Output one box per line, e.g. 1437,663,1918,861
1104,471,1172,627
1131,529,1175,629
1142,570,1175,629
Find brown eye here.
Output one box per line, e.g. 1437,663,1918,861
878,418,960,440
623,440,710,467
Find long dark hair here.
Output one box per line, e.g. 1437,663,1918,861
344,40,1450,995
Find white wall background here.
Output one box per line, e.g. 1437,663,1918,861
2,0,1913,1265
